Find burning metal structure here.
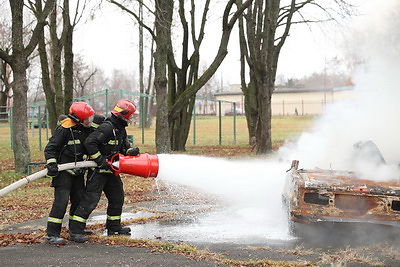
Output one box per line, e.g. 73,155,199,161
283,159,400,230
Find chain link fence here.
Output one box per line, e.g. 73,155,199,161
0,89,246,151
2,89,325,151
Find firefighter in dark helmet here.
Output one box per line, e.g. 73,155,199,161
69,99,139,243
44,102,95,245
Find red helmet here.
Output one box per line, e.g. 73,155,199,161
111,99,136,122
68,102,95,123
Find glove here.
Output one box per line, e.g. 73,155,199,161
94,155,111,170
46,162,58,178
127,147,140,156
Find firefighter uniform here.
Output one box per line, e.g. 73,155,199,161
69,109,138,241
44,102,94,245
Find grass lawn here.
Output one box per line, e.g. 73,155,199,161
0,115,315,227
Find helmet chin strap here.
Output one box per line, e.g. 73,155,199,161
68,113,81,123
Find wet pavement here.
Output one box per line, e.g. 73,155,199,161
2,188,400,266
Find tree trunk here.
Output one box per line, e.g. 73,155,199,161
170,98,194,151
38,27,57,132
10,0,31,173
239,0,281,154
37,0,57,132
49,5,64,116
154,0,173,153
12,68,31,173
138,1,145,127
144,38,155,128
243,81,258,145
62,0,74,114
255,0,279,154
238,13,257,145
256,77,273,153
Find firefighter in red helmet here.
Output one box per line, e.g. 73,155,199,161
69,99,140,243
44,102,95,245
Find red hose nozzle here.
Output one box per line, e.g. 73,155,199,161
109,153,159,178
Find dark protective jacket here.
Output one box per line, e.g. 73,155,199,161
44,117,91,237
44,118,92,165
69,114,135,234
85,115,131,164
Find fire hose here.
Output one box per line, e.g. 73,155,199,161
0,153,159,198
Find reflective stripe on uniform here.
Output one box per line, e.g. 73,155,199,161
98,169,113,174
108,140,118,145
67,139,81,145
91,151,101,160
91,122,100,128
46,158,57,164
48,217,63,224
71,215,87,223
107,215,121,221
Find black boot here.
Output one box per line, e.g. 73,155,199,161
69,219,88,242
107,227,131,236
69,220,92,235
106,217,131,236
69,232,88,243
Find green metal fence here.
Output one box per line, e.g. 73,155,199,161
2,89,243,151
75,89,242,146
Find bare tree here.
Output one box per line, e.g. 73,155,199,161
152,0,173,153
238,0,355,154
0,0,56,173
35,0,92,132
83,68,109,94
109,69,135,92
143,30,155,128
73,54,97,97
110,0,252,152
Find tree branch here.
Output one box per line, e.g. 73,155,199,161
0,49,13,65
24,0,57,57
108,0,156,40
275,0,298,52
169,0,253,119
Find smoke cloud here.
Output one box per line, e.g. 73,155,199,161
279,0,400,181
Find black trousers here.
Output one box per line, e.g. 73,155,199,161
69,171,124,233
46,171,85,237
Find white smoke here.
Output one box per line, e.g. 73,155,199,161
137,1,400,244
279,0,400,181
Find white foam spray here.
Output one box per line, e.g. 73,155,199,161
156,154,292,242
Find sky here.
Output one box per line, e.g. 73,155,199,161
73,0,379,86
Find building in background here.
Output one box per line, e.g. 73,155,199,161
213,85,355,116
